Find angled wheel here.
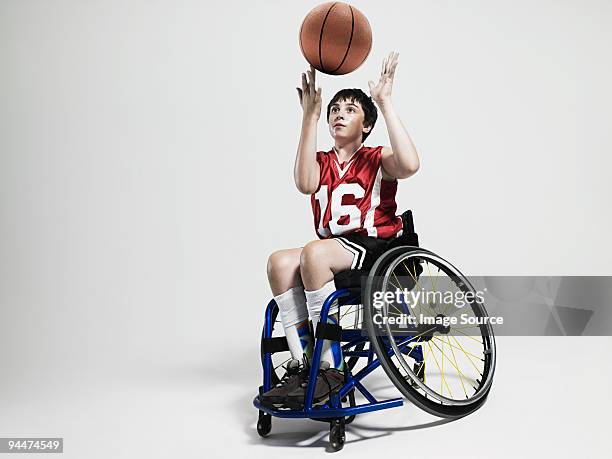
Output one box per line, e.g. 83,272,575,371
329,418,345,451
257,410,271,437
364,246,497,418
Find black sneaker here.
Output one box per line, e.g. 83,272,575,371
284,362,345,409
260,359,307,408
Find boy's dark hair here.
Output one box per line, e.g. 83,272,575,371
326,88,378,142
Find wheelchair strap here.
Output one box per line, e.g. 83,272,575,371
261,336,289,354
315,322,343,342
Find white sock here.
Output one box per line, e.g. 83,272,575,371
274,286,312,361
305,280,343,370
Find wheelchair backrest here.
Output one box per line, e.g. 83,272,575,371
388,210,419,249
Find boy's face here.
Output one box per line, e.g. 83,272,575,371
328,98,371,143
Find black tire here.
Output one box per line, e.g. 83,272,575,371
364,246,496,418
257,411,271,437
329,418,345,451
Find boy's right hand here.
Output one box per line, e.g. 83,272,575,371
297,65,322,121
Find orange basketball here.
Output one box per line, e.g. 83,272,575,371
299,2,372,75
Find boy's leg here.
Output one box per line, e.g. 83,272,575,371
267,248,312,361
281,239,353,408
261,248,313,407
273,288,312,361
300,240,354,370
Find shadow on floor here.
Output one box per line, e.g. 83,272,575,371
196,350,458,451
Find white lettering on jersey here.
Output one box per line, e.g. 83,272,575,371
330,183,365,235
314,183,367,237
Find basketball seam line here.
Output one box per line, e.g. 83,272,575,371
330,5,355,74
319,2,338,73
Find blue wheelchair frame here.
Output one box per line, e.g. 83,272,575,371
253,287,425,419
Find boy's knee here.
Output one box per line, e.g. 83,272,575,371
267,250,295,280
300,241,326,272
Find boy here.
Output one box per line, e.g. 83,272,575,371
261,52,420,409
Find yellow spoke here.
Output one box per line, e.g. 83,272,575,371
392,271,403,290
340,305,363,322
382,279,406,315
339,305,354,321
403,261,426,299
420,342,430,387
393,270,427,315
450,335,483,376
441,273,455,316
442,276,462,316
396,267,424,318
401,261,437,317
445,335,468,398
440,332,445,395
434,335,483,361
403,338,422,359
453,328,485,344
422,340,430,362
426,341,453,397
430,337,470,378
392,272,415,315
395,326,437,347
426,260,440,296
451,324,482,330
403,261,421,288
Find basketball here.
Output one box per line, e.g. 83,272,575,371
299,2,372,75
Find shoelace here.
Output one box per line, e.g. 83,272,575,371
274,362,304,388
298,367,336,396
294,355,339,396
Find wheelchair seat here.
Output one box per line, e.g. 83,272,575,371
333,210,420,303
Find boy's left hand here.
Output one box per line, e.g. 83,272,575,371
368,51,399,107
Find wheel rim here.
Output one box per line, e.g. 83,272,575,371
368,248,496,407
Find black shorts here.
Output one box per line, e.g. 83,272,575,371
333,233,392,271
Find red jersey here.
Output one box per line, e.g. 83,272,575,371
310,145,403,239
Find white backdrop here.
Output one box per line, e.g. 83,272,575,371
1,1,610,457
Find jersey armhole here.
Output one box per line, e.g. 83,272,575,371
311,151,326,194
378,146,398,182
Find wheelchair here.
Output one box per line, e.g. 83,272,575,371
253,210,497,451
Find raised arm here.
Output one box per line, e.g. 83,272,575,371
294,65,322,195
368,52,420,180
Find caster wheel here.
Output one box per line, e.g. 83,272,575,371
329,418,345,451
257,411,271,437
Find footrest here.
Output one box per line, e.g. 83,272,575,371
253,395,404,418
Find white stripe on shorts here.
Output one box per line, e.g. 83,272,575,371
335,237,366,270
